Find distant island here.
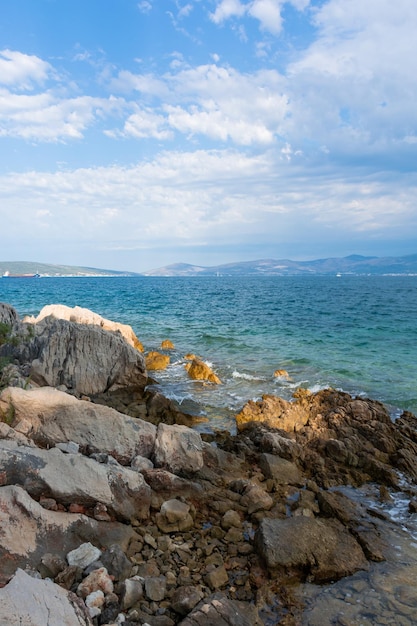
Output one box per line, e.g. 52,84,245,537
1,254,417,278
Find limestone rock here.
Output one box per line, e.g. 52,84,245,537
0,303,19,327
161,339,175,349
8,315,147,396
0,568,93,626
24,303,144,351
153,423,204,475
67,543,102,570
185,359,221,384
0,485,136,586
236,394,310,432
0,386,156,464
146,351,170,371
258,453,301,485
0,440,152,521
255,516,368,582
179,592,260,626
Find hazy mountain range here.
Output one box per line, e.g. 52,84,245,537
142,254,417,276
1,254,417,277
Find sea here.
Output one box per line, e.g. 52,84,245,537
1,274,416,432
2,273,417,623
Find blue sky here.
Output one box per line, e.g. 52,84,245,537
1,0,416,272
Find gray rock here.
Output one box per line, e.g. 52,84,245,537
8,314,147,396
0,439,152,521
0,386,157,464
153,423,204,475
145,575,167,601
171,586,204,616
255,516,368,582
258,453,302,485
67,543,102,569
179,592,260,625
131,454,154,471
120,577,144,610
160,499,190,523
0,484,136,586
100,544,132,581
56,441,80,454
0,568,92,625
0,303,19,327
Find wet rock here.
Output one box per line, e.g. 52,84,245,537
255,516,368,582
161,339,175,350
146,351,170,371
185,359,221,384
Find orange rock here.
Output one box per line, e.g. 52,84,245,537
185,359,221,384
273,369,290,379
161,339,175,349
145,351,170,371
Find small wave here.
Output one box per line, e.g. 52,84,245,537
232,370,264,381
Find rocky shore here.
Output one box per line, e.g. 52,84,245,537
1,302,417,625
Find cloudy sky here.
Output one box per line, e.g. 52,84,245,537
1,0,416,271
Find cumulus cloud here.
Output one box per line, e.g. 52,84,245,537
210,0,310,34
0,49,52,89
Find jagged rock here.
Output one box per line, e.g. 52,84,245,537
0,568,93,625
185,359,221,384
161,339,175,349
153,423,204,474
0,303,19,327
0,485,136,586
100,544,132,581
179,592,261,625
171,586,204,616
0,386,156,464
255,516,368,582
5,314,147,396
0,440,152,521
146,351,170,370
23,303,144,351
236,393,310,432
145,576,167,601
77,567,114,598
119,577,144,610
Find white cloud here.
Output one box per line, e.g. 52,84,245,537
210,0,246,24
0,49,52,90
210,0,310,34
248,0,283,35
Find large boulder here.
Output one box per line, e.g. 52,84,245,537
0,568,92,625
153,423,204,474
0,386,156,464
185,359,221,384
0,485,137,586
24,303,144,351
4,315,147,396
255,516,368,583
0,440,151,521
236,393,310,432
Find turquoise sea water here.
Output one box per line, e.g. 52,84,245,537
1,275,416,431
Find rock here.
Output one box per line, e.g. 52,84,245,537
7,314,147,395
67,543,102,570
161,499,191,523
120,577,144,610
56,441,80,454
204,565,229,590
85,589,105,618
24,303,144,351
131,454,154,471
145,576,167,601
77,567,114,598
100,544,132,581
171,586,204,616
153,423,204,475
185,359,221,384
179,592,260,626
258,453,301,485
236,394,310,432
0,303,19,327
146,351,170,371
220,510,242,530
255,516,368,582
161,339,175,349
141,469,203,503
257,430,302,461
0,386,156,464
239,483,273,515
0,484,136,586
0,568,92,625
273,369,290,379
0,440,152,521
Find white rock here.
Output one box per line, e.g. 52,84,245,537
67,542,102,569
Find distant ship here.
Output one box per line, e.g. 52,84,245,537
2,270,40,278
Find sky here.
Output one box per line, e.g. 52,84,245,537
1,0,416,272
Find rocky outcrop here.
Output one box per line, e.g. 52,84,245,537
23,303,144,351
146,350,170,370
0,386,156,464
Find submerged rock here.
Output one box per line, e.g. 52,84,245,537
185,359,221,384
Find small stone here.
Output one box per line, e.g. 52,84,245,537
94,502,112,521
54,565,83,590
161,499,190,524
68,503,87,514
56,441,80,454
85,589,105,618
221,510,242,530
204,565,229,590
77,567,114,598
144,533,157,549
39,553,66,579
120,577,144,610
39,496,58,511
145,576,167,602
171,585,204,616
67,542,102,570
101,544,132,581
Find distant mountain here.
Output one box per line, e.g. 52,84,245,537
0,262,139,277
141,254,417,276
